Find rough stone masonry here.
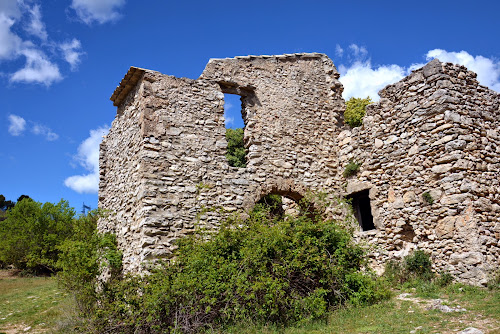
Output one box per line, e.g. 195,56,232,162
99,53,500,285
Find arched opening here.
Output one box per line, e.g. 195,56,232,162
254,194,302,220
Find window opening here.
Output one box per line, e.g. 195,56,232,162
223,93,246,168
255,194,301,220
347,190,375,231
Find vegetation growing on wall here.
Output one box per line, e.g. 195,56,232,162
422,191,434,205
343,160,361,178
344,97,372,128
226,128,246,168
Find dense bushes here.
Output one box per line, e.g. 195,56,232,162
344,97,372,128
0,198,75,273
57,210,122,313
59,199,389,333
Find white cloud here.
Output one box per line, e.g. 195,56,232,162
0,13,22,60
339,60,406,101
425,49,500,92
7,114,59,140
224,100,234,126
0,0,21,19
70,0,125,25
10,47,62,86
348,44,368,59
32,123,58,141
0,1,83,85
59,39,83,70
335,44,343,57
337,45,500,100
65,126,110,194
8,114,26,136
24,4,47,41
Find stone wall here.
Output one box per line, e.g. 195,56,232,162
99,53,500,284
339,59,500,285
99,53,345,273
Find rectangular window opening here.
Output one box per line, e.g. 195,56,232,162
347,189,375,231
223,93,246,168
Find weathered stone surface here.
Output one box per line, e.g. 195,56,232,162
100,54,500,286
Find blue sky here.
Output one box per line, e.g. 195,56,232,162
1,0,499,212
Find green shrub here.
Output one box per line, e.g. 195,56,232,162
60,199,389,333
384,250,435,286
344,97,372,128
404,250,433,281
226,128,246,168
343,160,361,178
435,271,454,287
487,269,500,290
422,191,434,205
384,259,406,285
57,210,122,315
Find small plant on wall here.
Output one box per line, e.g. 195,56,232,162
343,160,361,178
344,97,372,128
422,191,434,205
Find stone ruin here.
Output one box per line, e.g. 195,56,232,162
99,53,500,285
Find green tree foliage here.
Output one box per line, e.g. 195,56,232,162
0,199,75,273
59,199,389,333
0,194,15,218
17,194,31,203
226,128,246,168
344,97,372,128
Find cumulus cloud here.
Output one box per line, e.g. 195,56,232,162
65,126,110,194
8,114,26,136
10,47,62,85
32,123,58,141
59,39,84,70
425,49,500,92
0,1,83,85
337,45,500,100
339,61,406,101
70,0,126,25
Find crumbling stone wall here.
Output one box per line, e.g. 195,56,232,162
99,53,499,284
339,59,500,285
99,53,345,272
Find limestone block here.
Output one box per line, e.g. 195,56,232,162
435,217,455,238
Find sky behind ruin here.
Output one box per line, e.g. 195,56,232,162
1,0,499,212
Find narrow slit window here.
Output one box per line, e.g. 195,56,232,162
224,93,246,168
348,190,375,231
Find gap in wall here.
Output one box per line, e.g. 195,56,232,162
223,93,246,168
347,189,375,231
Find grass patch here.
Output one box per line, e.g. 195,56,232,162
0,271,73,333
1,271,499,333
223,284,500,334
